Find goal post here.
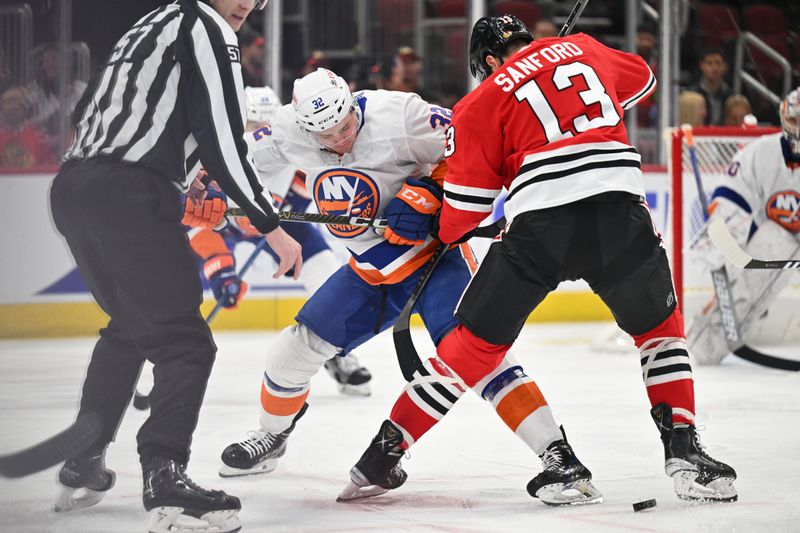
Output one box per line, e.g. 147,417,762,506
666,125,800,338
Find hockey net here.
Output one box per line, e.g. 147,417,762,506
669,126,800,344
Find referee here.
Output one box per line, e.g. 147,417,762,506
49,0,300,528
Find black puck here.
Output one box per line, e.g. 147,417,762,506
632,499,657,512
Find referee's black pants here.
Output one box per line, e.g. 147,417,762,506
50,157,216,465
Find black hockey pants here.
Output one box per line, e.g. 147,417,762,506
456,192,678,345
50,157,216,465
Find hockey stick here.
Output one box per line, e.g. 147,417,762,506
393,244,450,382
132,238,271,410
227,208,388,230
708,218,800,270
558,0,589,38
684,125,799,371
226,207,504,239
0,413,102,478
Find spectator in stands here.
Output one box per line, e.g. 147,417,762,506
636,24,659,127
238,24,265,87
383,46,442,104
637,24,658,71
723,94,752,127
301,50,331,77
689,49,732,126
679,90,707,127
26,43,87,151
533,19,558,39
0,48,13,94
0,85,55,168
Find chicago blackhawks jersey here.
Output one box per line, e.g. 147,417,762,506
711,132,800,240
439,33,656,243
247,89,451,284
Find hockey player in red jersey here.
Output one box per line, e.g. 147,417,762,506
430,15,737,503
213,67,601,506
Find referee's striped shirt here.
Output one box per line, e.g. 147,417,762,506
65,0,278,233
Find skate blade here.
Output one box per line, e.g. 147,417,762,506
536,479,604,507
54,485,106,512
338,383,371,397
336,481,389,502
218,458,278,478
673,471,738,503
148,507,242,533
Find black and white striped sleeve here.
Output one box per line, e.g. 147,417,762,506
182,4,279,234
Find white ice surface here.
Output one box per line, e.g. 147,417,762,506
1,323,798,533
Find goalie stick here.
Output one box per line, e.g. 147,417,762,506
0,413,102,478
392,0,589,384
133,238,271,410
708,218,800,270
684,125,799,371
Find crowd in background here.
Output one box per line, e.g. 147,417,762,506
1,0,799,171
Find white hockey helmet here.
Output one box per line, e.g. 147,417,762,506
780,87,800,154
252,0,269,10
292,68,354,133
244,85,280,124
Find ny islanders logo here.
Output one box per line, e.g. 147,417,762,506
766,190,800,233
313,168,380,238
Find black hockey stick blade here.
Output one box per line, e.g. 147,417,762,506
0,413,102,478
708,218,800,270
393,244,449,382
733,345,800,372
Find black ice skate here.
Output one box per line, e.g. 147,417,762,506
218,402,308,478
324,352,372,396
338,419,408,502
143,457,241,533
651,403,737,502
526,433,603,506
54,447,116,512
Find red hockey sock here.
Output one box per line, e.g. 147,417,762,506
389,357,466,449
436,325,511,387
633,308,696,425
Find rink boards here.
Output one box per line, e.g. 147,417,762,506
0,170,672,338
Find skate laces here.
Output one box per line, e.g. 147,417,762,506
541,446,565,471
239,430,277,458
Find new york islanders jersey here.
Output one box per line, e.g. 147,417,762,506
247,90,451,284
439,33,656,243
712,132,800,239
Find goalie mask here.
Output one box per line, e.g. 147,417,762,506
780,87,800,156
244,85,280,124
469,14,534,81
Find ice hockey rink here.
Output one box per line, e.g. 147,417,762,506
0,322,798,533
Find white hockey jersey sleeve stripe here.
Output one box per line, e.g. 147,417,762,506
620,67,656,110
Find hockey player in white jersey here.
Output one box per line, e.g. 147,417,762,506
201,85,374,395
217,68,603,506
689,88,800,364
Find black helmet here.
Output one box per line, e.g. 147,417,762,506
469,14,534,81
